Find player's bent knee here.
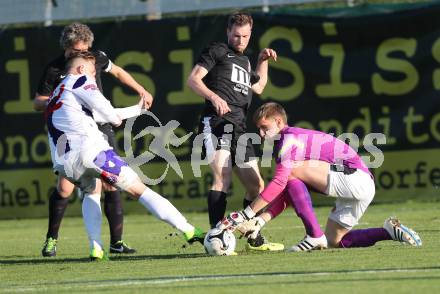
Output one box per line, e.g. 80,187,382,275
100,165,140,192
326,237,342,248
57,190,72,198
325,218,349,248
57,184,74,198
216,179,232,192
212,181,230,192
115,166,140,191
325,229,344,248
211,172,231,191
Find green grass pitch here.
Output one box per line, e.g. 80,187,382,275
1,201,440,293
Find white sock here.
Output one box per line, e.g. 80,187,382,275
138,187,194,233
82,193,103,250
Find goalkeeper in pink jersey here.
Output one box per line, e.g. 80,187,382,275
218,102,422,251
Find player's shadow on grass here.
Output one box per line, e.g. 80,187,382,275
103,253,208,261
0,253,207,265
0,257,92,265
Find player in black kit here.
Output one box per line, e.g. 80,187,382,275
34,23,153,257
187,12,284,251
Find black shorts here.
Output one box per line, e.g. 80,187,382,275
98,123,117,149
198,115,256,166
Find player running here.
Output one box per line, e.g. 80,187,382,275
187,12,283,251
34,23,151,256
219,102,422,251
47,51,204,260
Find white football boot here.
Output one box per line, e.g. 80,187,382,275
383,217,422,246
287,234,328,252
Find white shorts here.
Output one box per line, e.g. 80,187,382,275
54,148,129,193
326,168,375,229
54,161,99,193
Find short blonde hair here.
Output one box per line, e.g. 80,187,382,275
253,102,288,124
65,51,96,70
60,23,94,50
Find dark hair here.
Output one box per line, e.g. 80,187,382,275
60,22,94,50
227,12,253,30
65,51,96,69
253,102,288,124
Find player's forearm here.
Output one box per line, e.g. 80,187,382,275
115,105,142,120
114,68,145,94
187,76,219,102
259,211,273,223
259,162,292,202
33,94,49,111
255,59,269,92
266,195,289,220
94,106,141,123
248,181,287,222
85,91,122,126
93,109,122,126
260,179,286,203
248,196,270,215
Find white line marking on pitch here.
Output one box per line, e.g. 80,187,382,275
3,268,439,293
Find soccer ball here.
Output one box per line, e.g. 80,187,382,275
203,228,236,256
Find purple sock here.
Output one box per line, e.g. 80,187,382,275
286,179,323,238
340,228,392,248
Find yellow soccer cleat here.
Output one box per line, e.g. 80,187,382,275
183,227,206,245
246,234,284,251
90,247,109,261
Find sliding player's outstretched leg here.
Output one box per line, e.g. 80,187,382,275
137,186,205,244
96,150,205,245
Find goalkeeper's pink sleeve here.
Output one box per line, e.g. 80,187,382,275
266,191,289,219
260,162,293,203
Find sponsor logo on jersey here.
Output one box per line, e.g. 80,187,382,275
227,53,235,58
83,84,98,91
231,63,251,88
233,83,249,95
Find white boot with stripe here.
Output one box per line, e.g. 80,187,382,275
287,234,328,252
383,217,422,246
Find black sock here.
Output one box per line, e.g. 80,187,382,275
46,190,69,240
104,190,124,244
243,198,252,209
207,190,227,228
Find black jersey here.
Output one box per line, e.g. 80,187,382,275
197,42,260,126
36,50,112,97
